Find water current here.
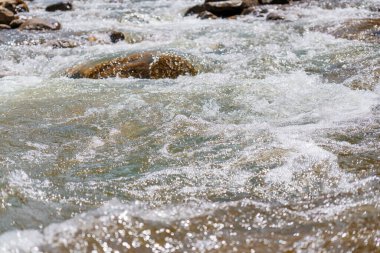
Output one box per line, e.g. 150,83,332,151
0,0,379,252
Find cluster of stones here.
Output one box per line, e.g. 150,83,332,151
0,0,72,30
184,0,298,19
1,0,379,81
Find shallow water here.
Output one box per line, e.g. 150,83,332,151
0,0,379,252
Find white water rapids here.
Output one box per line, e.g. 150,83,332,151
0,0,379,252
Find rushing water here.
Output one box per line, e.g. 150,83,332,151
0,0,380,252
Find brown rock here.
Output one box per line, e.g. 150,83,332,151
45,1,72,12
0,6,15,25
9,17,23,28
19,17,61,30
0,23,10,28
331,18,380,43
0,0,29,14
66,52,197,79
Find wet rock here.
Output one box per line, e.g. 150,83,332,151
185,0,259,18
9,17,23,28
266,12,284,20
204,0,258,18
45,1,72,12
0,6,15,25
0,0,29,13
0,23,10,28
19,17,61,30
184,4,205,16
46,39,79,48
197,11,218,19
260,0,289,4
331,18,380,43
110,31,124,43
241,6,256,15
66,52,197,79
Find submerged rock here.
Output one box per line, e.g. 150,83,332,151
266,12,285,20
45,1,73,12
46,39,79,48
19,17,61,30
331,18,380,43
110,31,124,43
66,52,197,79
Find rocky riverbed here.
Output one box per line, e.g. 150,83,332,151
0,0,379,252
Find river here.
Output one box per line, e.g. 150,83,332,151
0,0,379,252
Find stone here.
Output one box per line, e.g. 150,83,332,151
331,18,380,43
46,39,79,48
259,0,290,4
9,17,23,28
19,17,61,30
0,6,15,25
197,11,218,19
204,0,258,17
0,23,10,28
45,1,72,12
66,52,197,79
185,0,259,18
110,31,125,43
0,0,28,14
184,4,205,16
266,12,284,20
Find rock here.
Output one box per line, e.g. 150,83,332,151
9,17,23,28
45,1,72,12
110,31,125,43
259,0,289,4
184,4,205,16
0,23,10,28
0,0,29,13
66,51,197,79
46,39,79,48
185,0,259,18
204,0,258,17
241,6,256,15
19,18,61,30
0,6,15,25
331,18,380,43
197,11,218,19
266,12,284,20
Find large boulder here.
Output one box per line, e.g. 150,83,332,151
0,0,28,13
19,17,61,30
66,52,198,79
331,19,380,43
